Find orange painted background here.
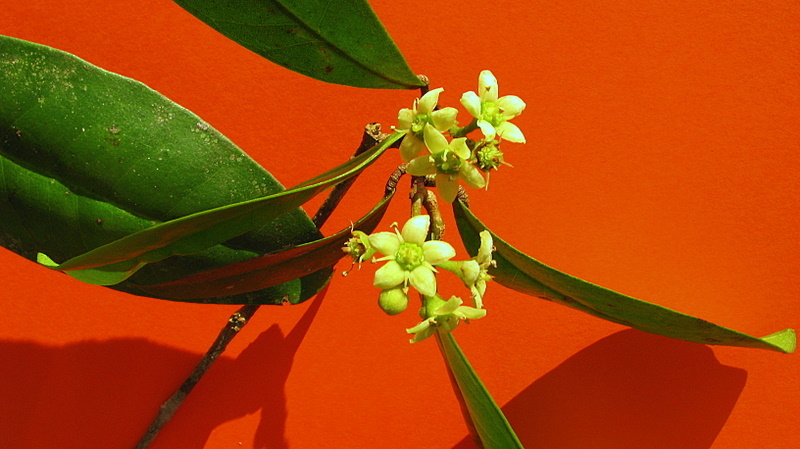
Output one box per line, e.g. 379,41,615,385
1,1,798,448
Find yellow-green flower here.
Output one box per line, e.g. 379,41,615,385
370,215,455,297
406,126,485,203
406,295,486,343
396,88,459,161
460,70,526,143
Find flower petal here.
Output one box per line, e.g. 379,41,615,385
407,318,432,334
368,232,401,257
431,107,458,131
477,230,493,264
435,295,464,315
460,163,486,189
399,133,424,161
436,174,460,203
423,125,449,154
460,91,482,118
418,87,443,114
478,70,498,102
374,261,405,290
495,121,526,143
449,137,471,160
406,155,437,176
422,240,456,265
397,108,414,130
456,306,487,320
497,95,526,119
401,215,430,244
407,318,435,343
476,120,496,140
409,266,437,296
460,260,481,285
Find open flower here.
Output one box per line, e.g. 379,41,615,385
460,70,526,143
396,88,458,161
369,215,455,296
406,295,487,343
406,126,485,203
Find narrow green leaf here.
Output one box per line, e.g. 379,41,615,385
136,191,395,299
454,201,796,354
171,0,424,89
46,133,399,282
436,330,525,449
0,34,331,304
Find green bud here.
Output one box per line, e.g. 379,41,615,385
476,143,505,171
378,288,409,315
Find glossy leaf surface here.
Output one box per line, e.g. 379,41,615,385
454,201,796,354
137,191,395,299
0,34,328,304
46,133,398,284
171,0,424,89
437,331,525,449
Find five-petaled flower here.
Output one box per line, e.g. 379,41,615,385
406,295,487,343
396,88,458,161
369,215,456,297
406,126,486,203
460,70,526,143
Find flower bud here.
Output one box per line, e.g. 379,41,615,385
378,287,409,316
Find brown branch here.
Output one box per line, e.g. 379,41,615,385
312,123,386,228
133,304,261,449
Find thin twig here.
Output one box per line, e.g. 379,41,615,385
133,304,260,449
312,123,386,228
423,189,445,241
385,163,407,197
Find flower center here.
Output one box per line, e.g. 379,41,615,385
411,113,430,135
432,149,462,175
395,243,425,270
481,102,505,126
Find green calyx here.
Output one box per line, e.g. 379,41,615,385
432,149,463,175
395,243,425,270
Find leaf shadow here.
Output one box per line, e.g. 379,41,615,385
0,291,324,449
453,329,747,449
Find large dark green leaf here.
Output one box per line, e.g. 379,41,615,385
0,34,328,304
454,201,796,354
136,191,395,299
42,134,397,285
172,0,424,89
436,331,525,449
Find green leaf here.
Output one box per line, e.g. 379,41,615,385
44,133,398,283
171,0,425,89
136,191,395,299
454,201,796,354
436,331,525,449
0,34,330,304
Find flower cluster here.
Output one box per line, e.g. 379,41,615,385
396,70,526,202
343,215,496,343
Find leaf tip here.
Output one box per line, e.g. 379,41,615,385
762,328,796,354
36,252,59,269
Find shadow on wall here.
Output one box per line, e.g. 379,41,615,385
454,329,747,449
0,291,324,449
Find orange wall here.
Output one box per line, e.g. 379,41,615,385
1,1,798,448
